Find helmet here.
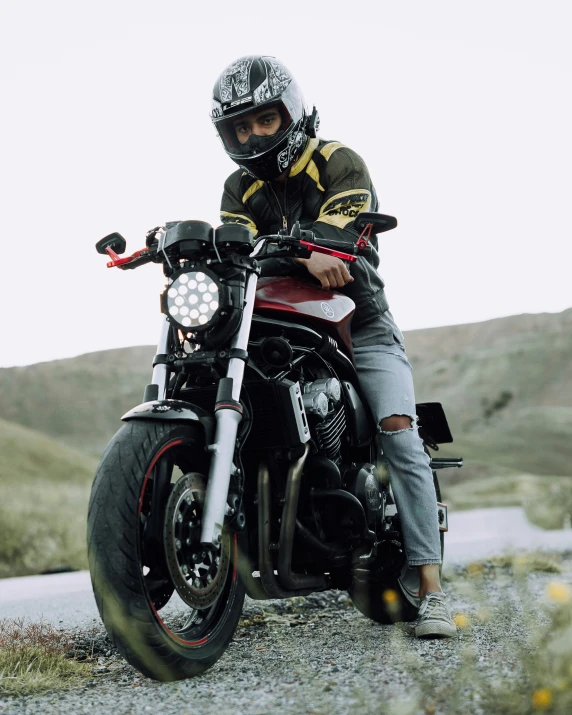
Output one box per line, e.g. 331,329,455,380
211,56,309,181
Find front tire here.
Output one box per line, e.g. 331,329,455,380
87,420,245,681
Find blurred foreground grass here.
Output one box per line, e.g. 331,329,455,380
381,553,572,714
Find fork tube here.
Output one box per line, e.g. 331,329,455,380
227,271,258,400
151,317,171,400
200,271,259,547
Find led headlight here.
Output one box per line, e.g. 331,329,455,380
162,268,224,332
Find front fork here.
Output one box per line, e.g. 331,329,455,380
199,271,259,547
150,268,258,548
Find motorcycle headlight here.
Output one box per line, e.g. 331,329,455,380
162,268,225,332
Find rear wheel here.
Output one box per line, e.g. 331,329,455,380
348,471,443,624
87,420,245,681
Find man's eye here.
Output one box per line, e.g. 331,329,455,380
235,125,248,133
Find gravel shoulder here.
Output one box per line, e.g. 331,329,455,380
2,550,572,715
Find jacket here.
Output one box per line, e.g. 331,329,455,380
220,137,390,334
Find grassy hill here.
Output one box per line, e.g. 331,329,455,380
405,308,572,479
0,346,155,456
0,418,97,577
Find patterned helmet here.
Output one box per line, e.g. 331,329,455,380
211,56,309,181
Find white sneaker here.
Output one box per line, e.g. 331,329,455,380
414,592,457,638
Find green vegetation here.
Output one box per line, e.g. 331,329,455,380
0,618,93,696
0,418,97,577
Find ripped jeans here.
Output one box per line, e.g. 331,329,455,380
353,343,442,567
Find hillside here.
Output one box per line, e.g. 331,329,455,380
406,308,572,478
0,418,98,577
0,346,155,456
0,309,570,476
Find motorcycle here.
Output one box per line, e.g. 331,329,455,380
87,213,462,681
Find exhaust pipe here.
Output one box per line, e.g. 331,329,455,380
277,445,327,591
257,451,327,598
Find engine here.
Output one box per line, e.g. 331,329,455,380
302,377,346,464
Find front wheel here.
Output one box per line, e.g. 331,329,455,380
87,420,245,681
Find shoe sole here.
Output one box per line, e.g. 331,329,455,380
415,621,458,638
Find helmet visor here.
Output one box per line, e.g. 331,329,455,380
214,101,294,159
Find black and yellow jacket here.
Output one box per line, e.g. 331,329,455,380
220,137,390,335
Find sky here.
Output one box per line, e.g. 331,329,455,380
0,0,570,367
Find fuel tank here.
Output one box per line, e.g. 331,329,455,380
254,276,355,356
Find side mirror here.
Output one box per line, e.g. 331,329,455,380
353,212,398,234
96,232,127,255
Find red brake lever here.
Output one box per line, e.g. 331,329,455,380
356,223,373,251
299,240,357,263
105,246,150,268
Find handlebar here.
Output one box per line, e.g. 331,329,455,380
101,221,373,270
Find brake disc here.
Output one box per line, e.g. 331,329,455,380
163,472,230,610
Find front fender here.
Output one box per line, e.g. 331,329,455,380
122,399,215,443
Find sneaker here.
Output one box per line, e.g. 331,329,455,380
414,592,457,638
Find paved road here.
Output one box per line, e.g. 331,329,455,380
2,507,572,629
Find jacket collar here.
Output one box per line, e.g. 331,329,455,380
289,137,320,177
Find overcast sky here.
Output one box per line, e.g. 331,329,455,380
0,0,570,367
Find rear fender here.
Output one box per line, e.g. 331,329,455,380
122,399,215,443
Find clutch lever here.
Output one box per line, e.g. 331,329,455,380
105,246,151,269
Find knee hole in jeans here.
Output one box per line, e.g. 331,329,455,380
379,414,415,433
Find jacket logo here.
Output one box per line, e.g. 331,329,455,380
321,302,335,318
324,193,370,219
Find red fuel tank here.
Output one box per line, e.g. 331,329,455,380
254,276,356,356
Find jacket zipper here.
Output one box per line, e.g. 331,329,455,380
270,182,288,231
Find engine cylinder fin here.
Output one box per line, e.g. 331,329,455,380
314,405,346,461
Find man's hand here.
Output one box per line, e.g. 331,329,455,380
294,253,354,290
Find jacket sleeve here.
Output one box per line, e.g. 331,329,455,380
220,172,305,278
310,147,388,321
312,147,374,243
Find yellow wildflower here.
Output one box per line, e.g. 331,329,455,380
531,688,553,710
467,563,484,577
546,582,571,603
454,613,469,629
382,589,399,605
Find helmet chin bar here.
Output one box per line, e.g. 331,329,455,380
236,129,285,156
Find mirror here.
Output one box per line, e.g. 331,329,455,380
96,232,127,255
352,212,398,234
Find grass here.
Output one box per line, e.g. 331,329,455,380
0,418,97,577
0,618,93,696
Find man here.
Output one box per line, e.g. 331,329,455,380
211,55,457,638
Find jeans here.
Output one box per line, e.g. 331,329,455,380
353,342,442,567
